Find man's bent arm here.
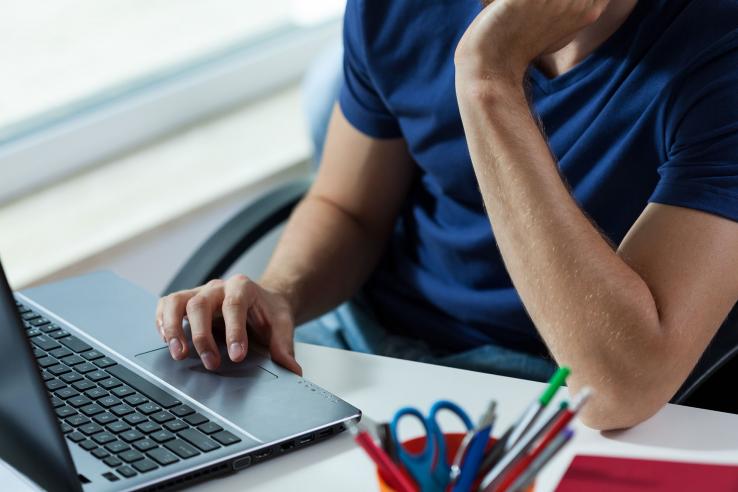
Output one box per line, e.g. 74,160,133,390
260,105,415,326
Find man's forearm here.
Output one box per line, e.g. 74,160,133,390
260,193,389,326
457,80,668,429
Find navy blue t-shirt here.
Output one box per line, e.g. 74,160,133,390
339,0,738,355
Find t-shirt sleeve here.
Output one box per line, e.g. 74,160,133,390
338,0,402,139
650,34,738,222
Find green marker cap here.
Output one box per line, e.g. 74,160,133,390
539,366,571,406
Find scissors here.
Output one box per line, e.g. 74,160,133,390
390,400,474,492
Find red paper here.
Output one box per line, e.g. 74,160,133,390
555,455,738,492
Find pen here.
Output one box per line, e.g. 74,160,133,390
476,425,513,479
496,426,575,492
377,422,400,464
452,426,494,492
450,401,497,483
346,420,417,492
479,388,591,491
505,367,570,451
506,428,574,492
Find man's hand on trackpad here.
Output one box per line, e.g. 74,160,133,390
155,275,302,376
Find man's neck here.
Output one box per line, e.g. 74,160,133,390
535,0,639,78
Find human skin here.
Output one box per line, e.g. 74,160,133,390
454,0,738,429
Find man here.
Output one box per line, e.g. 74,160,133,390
156,0,738,430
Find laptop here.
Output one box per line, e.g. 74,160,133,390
0,261,361,491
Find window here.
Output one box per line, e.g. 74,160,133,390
0,0,343,203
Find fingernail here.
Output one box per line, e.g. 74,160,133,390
229,342,243,361
168,338,182,358
201,351,217,371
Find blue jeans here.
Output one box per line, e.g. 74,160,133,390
295,299,557,383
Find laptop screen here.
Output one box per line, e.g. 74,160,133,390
0,259,81,492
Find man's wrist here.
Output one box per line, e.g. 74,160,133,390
455,71,527,108
259,275,302,323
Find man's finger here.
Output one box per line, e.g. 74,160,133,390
161,290,196,360
268,312,302,376
187,281,225,371
222,275,253,363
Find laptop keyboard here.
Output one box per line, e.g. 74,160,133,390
17,301,242,482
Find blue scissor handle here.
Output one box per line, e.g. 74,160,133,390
390,401,474,492
427,400,474,487
390,406,438,492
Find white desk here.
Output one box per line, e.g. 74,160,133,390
4,343,738,491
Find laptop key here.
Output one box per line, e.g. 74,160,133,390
211,430,241,446
147,447,179,465
84,387,108,399
46,379,66,391
92,432,117,445
120,430,144,443
94,357,117,368
82,350,105,361
74,363,97,374
107,365,180,408
99,378,123,390
80,403,105,416
104,456,122,467
50,330,71,340
41,324,61,334
111,404,134,417
37,356,58,368
32,347,45,358
60,355,85,366
48,364,71,376
50,397,65,408
21,311,40,320
25,328,42,338
164,439,200,459
32,335,60,351
60,423,73,434
55,406,77,418
98,396,121,408
138,403,161,415
123,414,147,425
133,439,157,452
67,432,86,443
164,420,188,432
179,428,220,452
73,380,97,392
137,421,160,434
170,404,195,417
107,421,131,434
79,440,98,451
197,422,223,435
183,413,208,426
66,415,90,427
68,395,93,408
111,386,134,398
116,465,137,478
124,394,147,407
55,387,78,399
150,411,174,424
87,370,110,382
93,412,118,425
50,348,73,359
61,372,84,384
80,423,103,436
92,448,109,459
59,335,93,353
150,430,174,443
132,459,158,473
120,450,144,463
105,441,131,454
41,371,54,381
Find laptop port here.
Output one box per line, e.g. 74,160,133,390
233,456,251,470
298,433,315,446
253,448,273,462
280,440,295,452
318,428,332,439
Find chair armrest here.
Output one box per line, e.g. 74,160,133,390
162,176,312,296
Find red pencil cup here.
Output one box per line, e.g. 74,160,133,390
375,433,535,492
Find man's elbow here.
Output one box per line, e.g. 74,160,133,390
572,381,669,431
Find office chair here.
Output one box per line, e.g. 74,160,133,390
162,176,738,415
